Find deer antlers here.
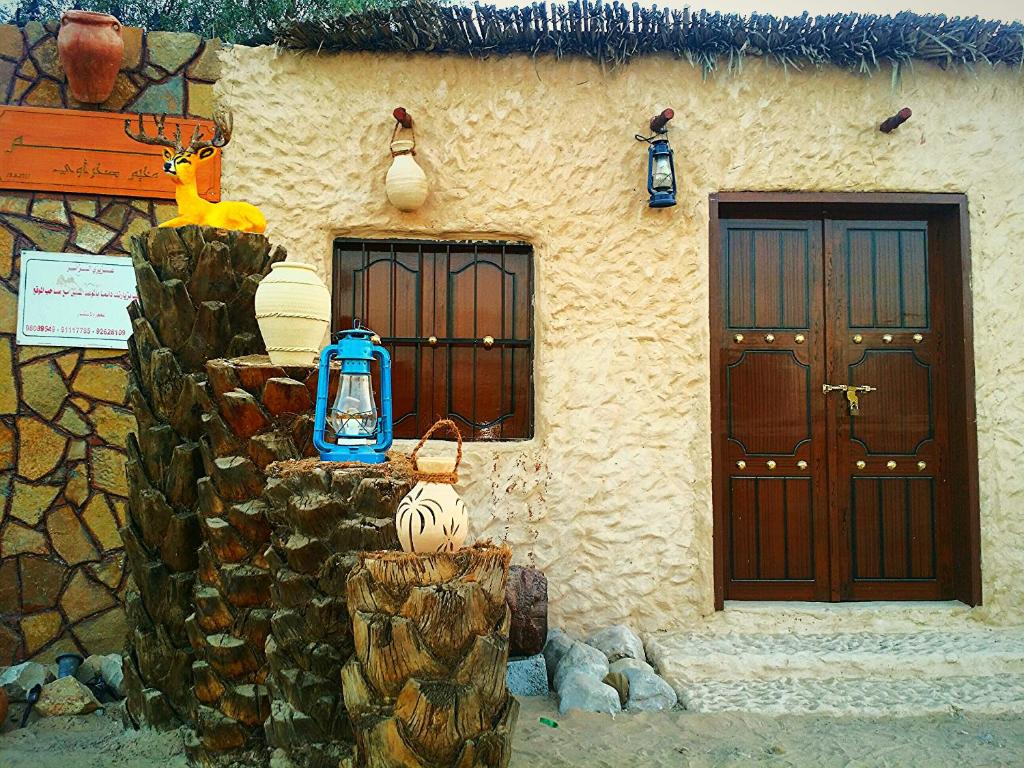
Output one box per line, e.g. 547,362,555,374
191,106,232,151
123,108,233,154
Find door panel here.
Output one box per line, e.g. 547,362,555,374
730,476,816,582
848,349,933,455
826,220,952,600
843,226,929,328
726,350,811,455
726,226,812,329
717,220,829,600
714,216,956,602
850,477,936,580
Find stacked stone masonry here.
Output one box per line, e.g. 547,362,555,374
0,21,221,116
0,23,222,666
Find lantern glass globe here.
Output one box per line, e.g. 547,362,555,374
652,155,674,191
329,372,377,444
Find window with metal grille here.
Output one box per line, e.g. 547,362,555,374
332,239,534,440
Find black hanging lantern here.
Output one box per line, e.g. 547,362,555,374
636,108,677,209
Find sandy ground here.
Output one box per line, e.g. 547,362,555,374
1,697,1023,767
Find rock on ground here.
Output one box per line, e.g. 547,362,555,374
553,642,609,692
587,625,645,663
35,676,101,716
74,654,125,700
99,654,125,698
507,653,549,697
0,661,54,701
603,671,629,707
506,565,548,657
609,657,655,676
623,666,677,712
543,629,574,684
558,671,622,715
75,654,104,684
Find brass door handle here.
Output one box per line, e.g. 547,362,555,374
823,384,877,415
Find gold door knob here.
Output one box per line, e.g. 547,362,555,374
795,334,805,344
736,460,746,470
427,335,438,346
856,460,866,469
917,461,927,471
764,333,775,343
853,334,863,344
734,333,744,343
370,334,382,346
882,334,893,344
887,460,897,470
482,335,495,349
766,460,777,470
913,333,923,343
796,460,808,470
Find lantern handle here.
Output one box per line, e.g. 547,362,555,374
410,418,463,481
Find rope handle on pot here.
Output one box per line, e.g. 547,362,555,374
410,418,462,484
390,121,416,155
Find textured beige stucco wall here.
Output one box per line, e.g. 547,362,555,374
216,46,1024,634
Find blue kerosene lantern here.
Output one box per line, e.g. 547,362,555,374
313,326,393,463
637,108,677,208
646,138,677,208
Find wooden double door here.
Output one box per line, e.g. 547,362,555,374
713,214,961,602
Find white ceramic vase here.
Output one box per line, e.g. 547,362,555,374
396,456,468,553
385,138,428,212
254,262,330,367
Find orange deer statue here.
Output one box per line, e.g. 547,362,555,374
124,109,267,233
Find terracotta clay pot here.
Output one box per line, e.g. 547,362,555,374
385,138,428,212
57,10,123,103
254,262,330,367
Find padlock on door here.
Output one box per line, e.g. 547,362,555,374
823,383,877,415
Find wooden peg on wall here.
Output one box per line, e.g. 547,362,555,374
650,108,674,134
393,107,413,129
879,107,912,133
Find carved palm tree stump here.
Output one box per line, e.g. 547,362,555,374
263,463,411,768
184,357,320,766
122,226,284,729
342,546,519,768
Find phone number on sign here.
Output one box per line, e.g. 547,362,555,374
43,326,128,336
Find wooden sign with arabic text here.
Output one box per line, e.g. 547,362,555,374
0,106,220,200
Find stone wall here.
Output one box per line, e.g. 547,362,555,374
0,23,220,664
1,21,219,116
217,47,1024,634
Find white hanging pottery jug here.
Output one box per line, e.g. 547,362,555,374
254,262,330,367
396,419,468,553
385,132,428,212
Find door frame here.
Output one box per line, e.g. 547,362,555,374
709,191,980,609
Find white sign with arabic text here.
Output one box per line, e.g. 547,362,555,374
16,251,137,349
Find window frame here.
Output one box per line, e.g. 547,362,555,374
331,237,535,441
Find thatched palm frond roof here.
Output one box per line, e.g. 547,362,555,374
275,2,1024,73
